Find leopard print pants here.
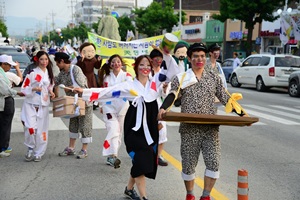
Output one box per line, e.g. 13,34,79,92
180,124,220,178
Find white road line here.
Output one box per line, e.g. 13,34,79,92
270,105,300,114
245,105,300,121
244,109,299,125
92,114,106,129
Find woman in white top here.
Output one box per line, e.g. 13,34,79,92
21,51,55,162
98,54,133,168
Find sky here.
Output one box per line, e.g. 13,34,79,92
3,0,152,36
5,0,71,23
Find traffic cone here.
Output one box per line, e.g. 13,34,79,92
237,169,248,200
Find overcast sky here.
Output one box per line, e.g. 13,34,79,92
5,0,71,22
4,0,152,22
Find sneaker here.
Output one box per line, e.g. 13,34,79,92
34,156,42,162
106,156,121,168
2,147,12,153
200,196,210,200
0,151,10,158
25,150,34,161
58,147,76,156
142,197,148,200
76,149,88,159
158,156,168,166
124,186,139,200
186,194,195,200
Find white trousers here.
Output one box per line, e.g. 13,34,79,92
22,103,49,157
102,113,125,157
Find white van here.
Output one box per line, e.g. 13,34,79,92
230,54,300,91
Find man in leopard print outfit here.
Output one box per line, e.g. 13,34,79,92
158,43,243,200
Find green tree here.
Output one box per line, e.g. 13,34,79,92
0,19,9,37
213,0,287,56
42,23,91,45
133,0,184,37
117,15,136,41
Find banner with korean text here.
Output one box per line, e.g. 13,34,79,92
88,31,181,58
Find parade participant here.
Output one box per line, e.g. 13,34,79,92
0,55,24,157
206,43,227,88
21,51,55,162
98,54,133,168
76,42,102,110
158,43,245,200
54,52,93,159
23,50,39,78
74,53,180,200
206,43,227,111
149,49,169,167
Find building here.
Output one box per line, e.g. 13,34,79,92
74,0,135,27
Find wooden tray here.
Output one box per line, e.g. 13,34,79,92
162,112,259,126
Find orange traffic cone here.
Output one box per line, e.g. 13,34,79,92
237,169,248,200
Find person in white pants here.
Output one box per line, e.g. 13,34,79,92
21,51,55,162
98,54,133,168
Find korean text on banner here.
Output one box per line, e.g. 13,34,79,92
88,31,181,58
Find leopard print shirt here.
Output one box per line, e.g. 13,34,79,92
170,70,230,133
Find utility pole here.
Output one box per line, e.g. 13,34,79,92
0,0,5,22
50,11,56,30
135,0,138,39
45,16,50,44
69,0,77,26
102,0,104,17
179,0,182,37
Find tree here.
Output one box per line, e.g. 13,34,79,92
117,15,136,41
0,19,9,37
213,0,287,56
133,0,184,37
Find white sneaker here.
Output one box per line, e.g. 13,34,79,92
0,151,10,158
25,150,34,161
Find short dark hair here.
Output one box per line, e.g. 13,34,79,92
149,49,163,59
187,43,207,57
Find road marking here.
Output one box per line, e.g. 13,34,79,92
244,105,300,125
270,105,300,114
161,150,230,200
92,114,106,129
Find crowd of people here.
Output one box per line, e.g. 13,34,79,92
0,38,246,200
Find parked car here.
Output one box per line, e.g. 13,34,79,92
221,58,235,82
0,45,23,54
8,52,31,78
288,71,300,97
230,54,300,91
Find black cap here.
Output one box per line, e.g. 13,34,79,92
174,40,190,54
208,43,221,52
187,42,207,57
54,52,70,61
150,49,163,59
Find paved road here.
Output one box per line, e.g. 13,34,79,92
1,86,300,200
